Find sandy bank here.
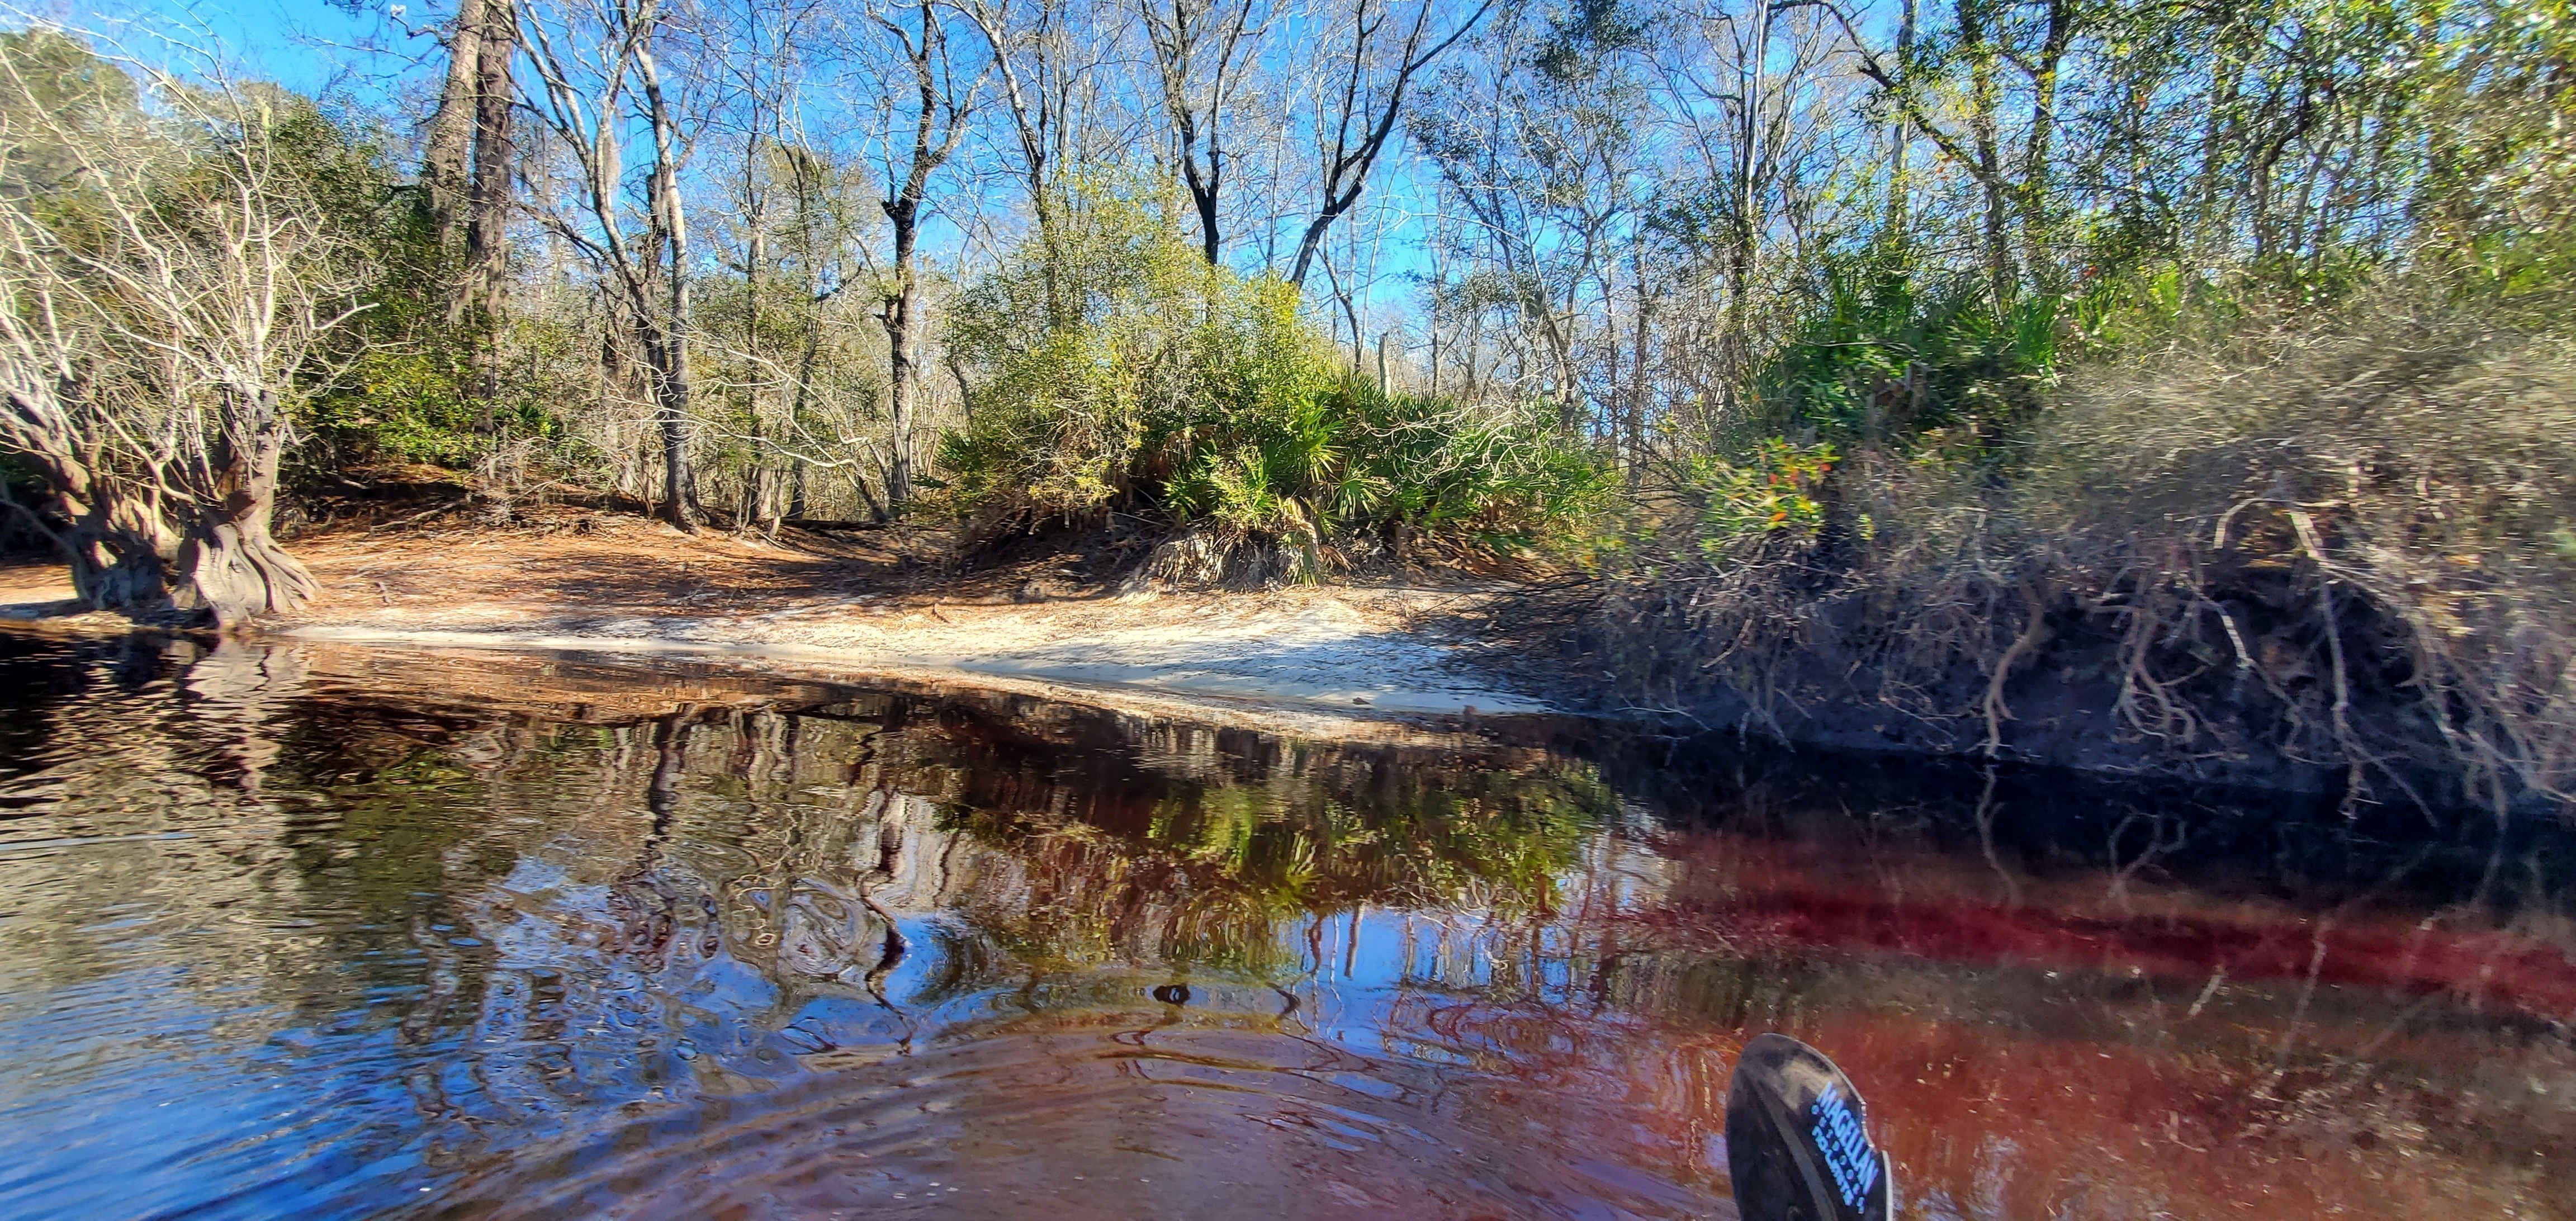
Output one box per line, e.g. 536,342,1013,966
0,514,1548,734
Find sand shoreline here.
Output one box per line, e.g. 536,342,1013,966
0,515,1547,736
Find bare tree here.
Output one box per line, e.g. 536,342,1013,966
1652,0,1860,403
868,0,983,508
1138,0,1259,266
703,0,821,531
1414,3,1647,433
516,0,706,528
955,0,1128,324
0,31,372,623
1283,0,1487,287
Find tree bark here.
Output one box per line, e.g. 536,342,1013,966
639,31,700,530
172,389,317,627
464,1,516,314
425,0,488,253
1959,0,2015,311
883,200,922,508
3,382,181,612
49,465,177,612
464,0,517,422
640,313,700,531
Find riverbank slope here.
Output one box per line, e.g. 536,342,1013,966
2,508,2558,812
0,509,1544,736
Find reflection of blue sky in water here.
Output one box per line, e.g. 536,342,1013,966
0,635,1699,1218
0,633,2569,1219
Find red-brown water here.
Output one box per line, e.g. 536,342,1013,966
0,633,2567,1219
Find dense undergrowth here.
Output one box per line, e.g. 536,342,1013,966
934,187,1612,582
1579,271,2576,812
1555,0,2576,812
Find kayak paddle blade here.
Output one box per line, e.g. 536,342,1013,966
1723,1032,1893,1221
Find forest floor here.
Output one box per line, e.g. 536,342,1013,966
0,505,1552,734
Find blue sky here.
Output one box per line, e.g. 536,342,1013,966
74,0,412,99
63,0,1446,337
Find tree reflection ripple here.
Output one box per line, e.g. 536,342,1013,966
0,632,2568,1219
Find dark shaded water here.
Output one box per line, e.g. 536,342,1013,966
0,631,2569,1220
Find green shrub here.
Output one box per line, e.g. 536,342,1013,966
939,182,1608,571
1754,262,2066,451
1680,438,1839,548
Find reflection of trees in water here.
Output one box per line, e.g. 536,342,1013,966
931,737,1621,974
443,696,1628,1027
0,636,343,1006
11,636,2570,1217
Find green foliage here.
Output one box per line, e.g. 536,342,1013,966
226,87,585,484
283,115,491,476
1684,439,1838,548
309,350,560,468
940,186,1324,520
1755,263,2064,452
941,182,1608,561
0,27,139,193
935,747,1617,967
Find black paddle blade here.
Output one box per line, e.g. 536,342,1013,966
1723,1033,1894,1221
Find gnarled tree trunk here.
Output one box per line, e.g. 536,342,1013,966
172,390,316,627
53,470,179,612
1,391,179,613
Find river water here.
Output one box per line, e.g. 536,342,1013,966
0,630,2567,1220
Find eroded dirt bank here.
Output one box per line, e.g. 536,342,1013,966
0,512,2540,807
0,512,1543,737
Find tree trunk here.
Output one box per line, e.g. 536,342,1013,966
643,69,699,528
1960,0,2014,311
643,320,701,531
425,0,487,253
465,0,517,427
873,0,970,509
2016,0,2072,295
464,0,516,325
173,390,317,627
1883,0,1918,246
1187,168,1221,266
55,473,178,612
1627,241,1649,481
4,422,179,613
880,195,926,509
1727,0,1768,369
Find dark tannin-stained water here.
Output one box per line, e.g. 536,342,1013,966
0,631,2569,1220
